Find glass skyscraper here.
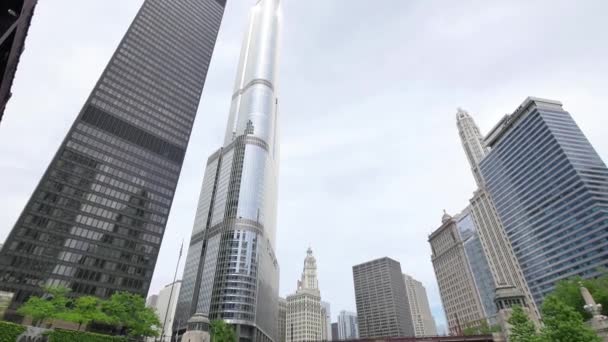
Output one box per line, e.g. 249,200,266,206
0,0,226,309
456,208,497,324
174,1,281,341
480,97,608,305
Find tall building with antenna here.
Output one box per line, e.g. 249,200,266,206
174,1,282,341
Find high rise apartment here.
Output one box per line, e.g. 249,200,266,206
337,311,358,340
479,97,608,305
286,248,324,342
352,257,414,338
174,1,282,341
429,213,486,334
457,109,540,318
0,0,37,122
402,274,436,337
0,0,225,309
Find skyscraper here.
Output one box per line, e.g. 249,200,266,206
174,3,282,340
321,301,332,341
278,297,287,342
0,0,37,122
286,248,324,342
479,97,608,305
331,323,339,341
456,208,496,325
0,0,225,309
352,257,414,338
402,274,436,337
429,212,486,334
457,109,540,318
147,280,182,342
337,311,359,340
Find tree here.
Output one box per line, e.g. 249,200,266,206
17,296,55,327
101,291,160,338
58,296,111,330
508,305,540,342
211,320,237,342
17,286,71,327
550,273,608,319
540,296,601,342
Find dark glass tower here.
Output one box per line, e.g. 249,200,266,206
480,97,608,305
174,1,281,341
0,0,37,122
0,0,226,309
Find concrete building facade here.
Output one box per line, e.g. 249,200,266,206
403,274,437,337
286,248,324,342
352,257,414,338
278,297,287,342
429,213,486,334
147,280,181,342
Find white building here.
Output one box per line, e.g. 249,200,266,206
286,248,324,342
278,297,287,342
337,311,358,340
148,280,181,342
321,302,331,341
403,274,437,337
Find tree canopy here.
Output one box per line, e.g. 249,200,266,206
211,320,237,342
540,295,601,342
17,287,159,338
550,273,608,320
508,305,540,342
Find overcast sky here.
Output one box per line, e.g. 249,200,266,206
1,0,608,330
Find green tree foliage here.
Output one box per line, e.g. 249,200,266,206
0,321,27,342
17,286,71,327
508,305,540,342
16,288,160,338
211,320,237,342
550,273,608,319
101,292,160,338
58,296,111,330
540,296,601,342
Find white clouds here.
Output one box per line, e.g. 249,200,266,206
1,0,607,329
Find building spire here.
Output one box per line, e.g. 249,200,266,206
456,108,489,186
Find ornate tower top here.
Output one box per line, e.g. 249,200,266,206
299,247,319,292
456,108,489,186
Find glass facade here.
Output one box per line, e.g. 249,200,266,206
175,1,281,342
0,0,225,307
480,98,608,305
456,209,497,324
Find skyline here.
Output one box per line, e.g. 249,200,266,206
1,0,608,331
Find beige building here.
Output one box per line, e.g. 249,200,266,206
278,297,287,342
286,248,324,342
429,212,486,334
403,274,437,337
456,109,540,320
